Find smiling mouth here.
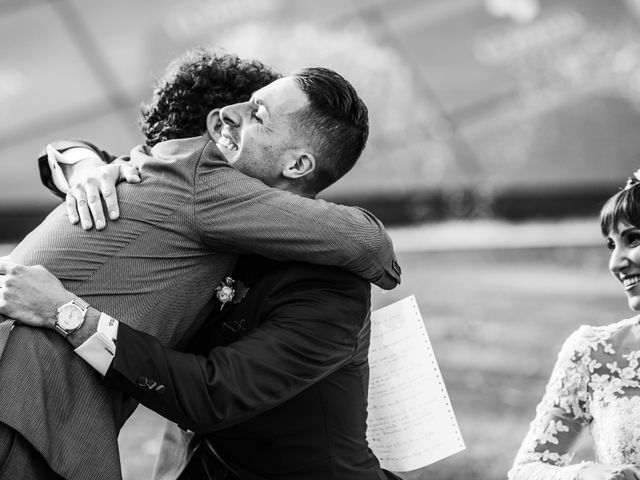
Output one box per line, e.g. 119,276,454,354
623,275,640,290
214,132,238,152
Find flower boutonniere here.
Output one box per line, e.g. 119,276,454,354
215,277,249,310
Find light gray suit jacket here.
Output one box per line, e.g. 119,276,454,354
0,135,400,480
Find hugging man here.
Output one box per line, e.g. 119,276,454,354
0,49,401,479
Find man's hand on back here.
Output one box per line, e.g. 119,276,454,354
48,146,141,230
66,160,140,230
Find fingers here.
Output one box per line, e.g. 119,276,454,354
65,192,80,225
68,169,115,229
119,164,140,184
101,164,130,221
85,178,107,230
67,186,93,230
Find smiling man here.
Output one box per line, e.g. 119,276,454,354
0,54,400,480
212,73,365,197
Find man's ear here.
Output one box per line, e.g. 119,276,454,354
282,151,316,179
206,109,222,136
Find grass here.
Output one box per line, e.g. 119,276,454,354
0,240,628,479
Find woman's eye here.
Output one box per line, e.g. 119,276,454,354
606,238,615,251
629,233,640,247
252,113,263,124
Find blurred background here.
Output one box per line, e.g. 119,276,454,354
1,0,640,478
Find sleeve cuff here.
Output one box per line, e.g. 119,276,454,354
74,313,119,376
46,145,103,195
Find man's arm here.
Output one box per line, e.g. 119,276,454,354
0,261,369,433
39,139,401,289
103,268,369,433
193,143,401,289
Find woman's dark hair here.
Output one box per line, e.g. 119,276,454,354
140,49,281,147
600,179,640,236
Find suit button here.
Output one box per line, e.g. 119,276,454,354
136,376,148,387
155,385,166,395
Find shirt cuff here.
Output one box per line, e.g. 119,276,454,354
74,313,119,376
46,145,102,194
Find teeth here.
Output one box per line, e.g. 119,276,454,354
216,134,238,151
623,276,640,289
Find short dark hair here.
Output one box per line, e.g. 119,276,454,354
140,49,281,147
600,182,640,236
290,67,369,193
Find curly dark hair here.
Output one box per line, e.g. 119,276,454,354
140,49,281,147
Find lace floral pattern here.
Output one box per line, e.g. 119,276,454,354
509,316,640,480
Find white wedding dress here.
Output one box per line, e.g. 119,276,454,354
509,316,640,480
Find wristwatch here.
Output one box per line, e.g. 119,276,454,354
55,298,90,336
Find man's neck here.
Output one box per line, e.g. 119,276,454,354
274,180,315,199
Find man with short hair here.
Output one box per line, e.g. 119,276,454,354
213,67,369,196
0,53,400,479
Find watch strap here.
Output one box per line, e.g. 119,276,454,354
55,297,90,336
72,297,90,311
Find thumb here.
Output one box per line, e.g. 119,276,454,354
119,164,141,183
46,144,68,164
0,256,15,275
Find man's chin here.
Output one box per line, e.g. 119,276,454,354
225,153,240,165
215,144,239,165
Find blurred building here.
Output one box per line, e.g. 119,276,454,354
2,0,640,240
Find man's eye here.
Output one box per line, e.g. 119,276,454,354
606,238,615,251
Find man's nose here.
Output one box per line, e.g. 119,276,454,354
220,103,247,128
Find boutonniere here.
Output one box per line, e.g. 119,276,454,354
215,277,249,310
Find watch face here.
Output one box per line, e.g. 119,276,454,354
58,305,83,330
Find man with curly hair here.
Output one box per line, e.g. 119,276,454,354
40,49,282,209
140,49,282,147
0,49,401,480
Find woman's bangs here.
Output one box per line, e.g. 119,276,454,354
600,187,640,236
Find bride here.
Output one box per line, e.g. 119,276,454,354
509,173,640,480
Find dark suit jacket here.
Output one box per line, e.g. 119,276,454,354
102,257,394,479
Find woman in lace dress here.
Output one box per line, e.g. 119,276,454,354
509,173,640,480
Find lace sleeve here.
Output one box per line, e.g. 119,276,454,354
508,326,595,480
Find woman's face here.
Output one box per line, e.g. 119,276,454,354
608,221,640,311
